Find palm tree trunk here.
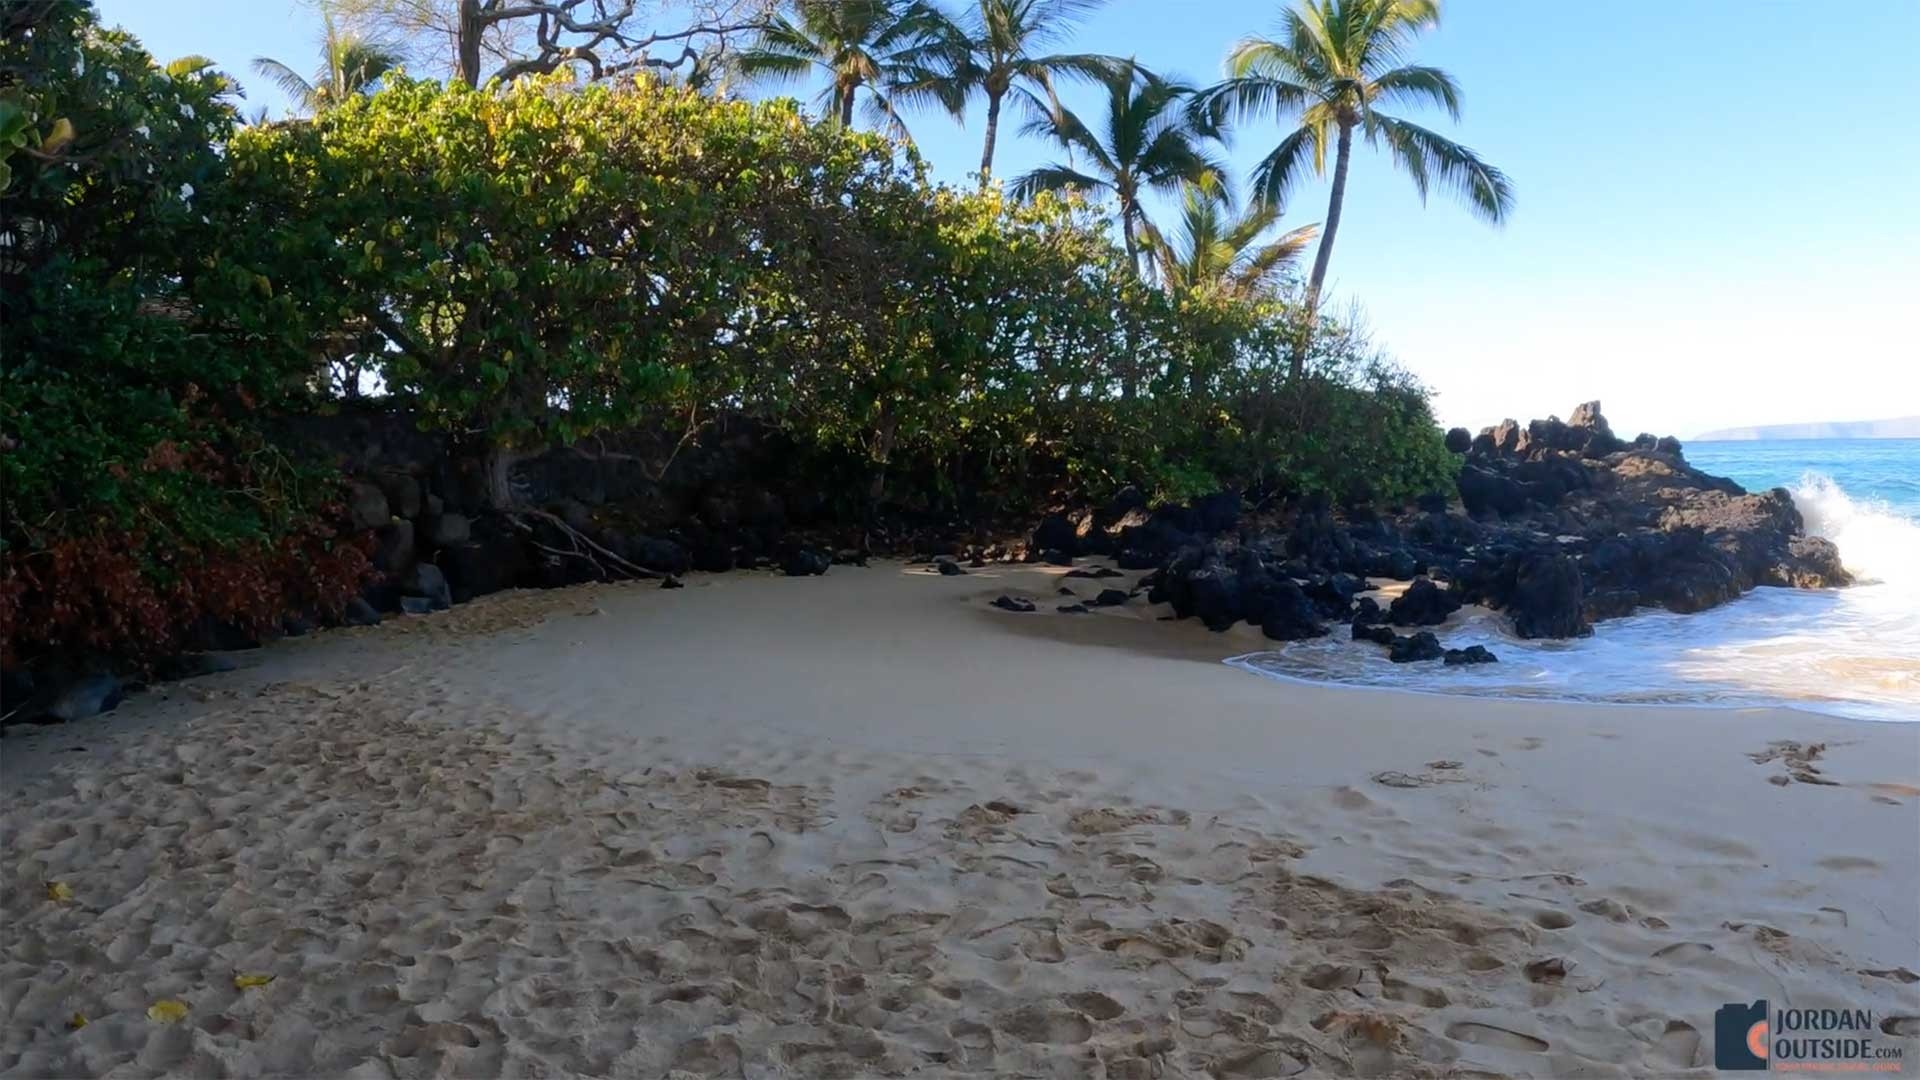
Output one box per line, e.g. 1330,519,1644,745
1120,202,1141,278
979,91,1002,183
1293,120,1354,381
839,83,856,128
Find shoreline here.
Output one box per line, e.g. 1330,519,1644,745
4,561,1917,1076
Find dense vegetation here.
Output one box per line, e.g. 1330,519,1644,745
0,1,370,669
2,0,1482,672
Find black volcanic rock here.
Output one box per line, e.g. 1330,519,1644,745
1115,400,1850,644
1388,632,1444,663
1388,577,1463,627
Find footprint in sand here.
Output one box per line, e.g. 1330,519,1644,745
1524,957,1570,984
1062,991,1124,1020
1861,967,1919,984
1512,737,1545,751
1817,855,1880,872
1881,1016,1920,1037
1653,1020,1703,1068
1211,1048,1309,1077
1530,909,1575,930
1651,942,1715,962
1445,1021,1549,1052
1302,963,1365,991
1380,977,1449,1008
998,1005,1093,1045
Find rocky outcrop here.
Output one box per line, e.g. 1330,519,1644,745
1136,401,1849,642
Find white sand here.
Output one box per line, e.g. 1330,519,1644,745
3,561,1917,1077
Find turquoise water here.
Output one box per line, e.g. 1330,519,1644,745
1232,438,1920,722
1688,438,1920,518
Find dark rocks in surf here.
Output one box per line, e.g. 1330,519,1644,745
1388,632,1444,663
1388,577,1462,627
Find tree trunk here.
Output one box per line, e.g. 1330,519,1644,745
1292,120,1354,381
457,0,484,87
979,91,1002,184
839,83,856,128
483,445,523,510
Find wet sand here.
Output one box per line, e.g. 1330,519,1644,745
3,561,1916,1076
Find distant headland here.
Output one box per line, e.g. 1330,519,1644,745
1694,416,1920,441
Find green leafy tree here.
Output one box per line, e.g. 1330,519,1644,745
1143,173,1318,297
251,10,401,115
734,0,946,132
1196,0,1510,374
1011,59,1224,276
897,0,1114,183
224,74,931,508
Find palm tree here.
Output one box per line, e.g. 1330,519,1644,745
897,0,1115,183
1011,60,1225,277
1143,173,1319,297
1195,0,1511,372
734,0,949,135
252,11,401,116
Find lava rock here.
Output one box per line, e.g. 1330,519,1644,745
660,575,684,589
1353,621,1397,646
1351,596,1386,625
1389,577,1463,627
1040,548,1074,567
343,597,382,627
429,512,472,548
1256,580,1326,641
1388,632,1445,663
628,536,691,576
46,674,125,722
1030,513,1079,559
1057,603,1090,614
1090,588,1129,607
1064,566,1123,579
347,481,391,531
991,595,1036,613
1443,645,1499,665
372,518,416,574
782,547,831,577
937,560,968,576
1444,427,1473,454
402,562,452,611
1512,552,1589,639
400,596,436,615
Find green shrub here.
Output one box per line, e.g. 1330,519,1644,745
1,2,365,668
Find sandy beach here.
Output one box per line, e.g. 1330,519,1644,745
3,560,1917,1077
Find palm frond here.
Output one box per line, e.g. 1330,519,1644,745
251,56,320,112
1009,163,1109,201
1247,123,1324,207
1371,114,1513,222
1369,64,1459,120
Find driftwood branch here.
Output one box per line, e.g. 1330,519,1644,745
509,508,667,580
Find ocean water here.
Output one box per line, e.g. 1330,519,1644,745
1230,439,1920,722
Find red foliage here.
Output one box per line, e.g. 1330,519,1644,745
0,523,372,670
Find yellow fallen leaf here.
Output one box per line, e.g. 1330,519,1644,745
146,999,189,1024
45,881,73,903
66,1013,86,1030
233,973,275,989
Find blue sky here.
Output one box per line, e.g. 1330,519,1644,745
100,0,1919,438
